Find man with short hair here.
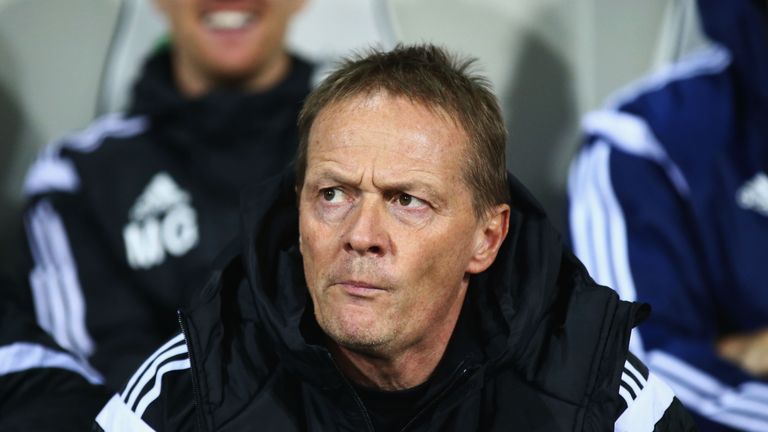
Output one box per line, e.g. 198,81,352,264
16,0,310,389
96,44,695,431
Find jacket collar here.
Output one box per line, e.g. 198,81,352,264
227,168,607,380
127,46,313,146
184,168,647,428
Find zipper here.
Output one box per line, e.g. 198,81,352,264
178,310,207,432
326,352,376,432
399,361,475,432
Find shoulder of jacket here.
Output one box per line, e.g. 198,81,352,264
579,44,734,198
614,352,694,431
23,113,149,197
605,43,732,115
96,333,194,431
0,341,104,387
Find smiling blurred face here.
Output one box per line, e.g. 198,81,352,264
299,93,491,357
154,0,303,94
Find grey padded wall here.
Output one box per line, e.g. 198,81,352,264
0,0,120,274
286,0,398,83
0,0,119,203
97,0,167,115
653,0,707,68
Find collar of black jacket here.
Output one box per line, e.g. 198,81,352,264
228,167,581,377
184,167,649,426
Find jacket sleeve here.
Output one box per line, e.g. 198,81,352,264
94,333,197,432
613,352,697,431
569,125,768,431
19,146,167,389
0,296,111,431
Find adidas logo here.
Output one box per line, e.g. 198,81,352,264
736,172,768,217
129,172,191,220
123,172,199,270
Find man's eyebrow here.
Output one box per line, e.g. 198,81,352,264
306,167,359,185
379,180,438,194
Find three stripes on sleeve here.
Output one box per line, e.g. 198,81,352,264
615,352,676,431
96,333,190,431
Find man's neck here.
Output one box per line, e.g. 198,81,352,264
174,51,291,98
328,300,464,392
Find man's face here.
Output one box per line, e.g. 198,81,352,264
299,93,494,357
154,0,302,87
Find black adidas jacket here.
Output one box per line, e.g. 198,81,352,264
95,171,696,431
14,47,313,389
0,277,110,431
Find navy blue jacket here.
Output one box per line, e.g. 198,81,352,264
568,0,768,430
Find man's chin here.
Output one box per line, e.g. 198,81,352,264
205,58,265,82
320,318,392,355
335,338,386,357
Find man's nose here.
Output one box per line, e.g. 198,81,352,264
343,198,389,257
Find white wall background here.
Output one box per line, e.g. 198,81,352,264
0,0,120,267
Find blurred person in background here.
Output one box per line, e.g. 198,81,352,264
0,276,110,431
13,0,311,389
568,0,768,430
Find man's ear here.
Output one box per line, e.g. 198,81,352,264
296,184,303,253
466,204,510,275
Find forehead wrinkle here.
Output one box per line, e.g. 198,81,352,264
315,94,463,158
371,167,444,193
308,161,365,186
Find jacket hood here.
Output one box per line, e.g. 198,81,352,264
183,168,647,429
233,170,558,365
220,168,646,386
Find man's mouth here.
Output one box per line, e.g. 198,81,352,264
337,280,388,297
203,10,254,31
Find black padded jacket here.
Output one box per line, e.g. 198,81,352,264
95,171,696,431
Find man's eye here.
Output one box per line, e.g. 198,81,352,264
321,188,344,203
396,193,425,208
